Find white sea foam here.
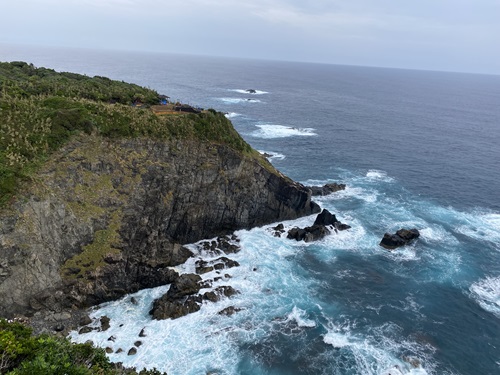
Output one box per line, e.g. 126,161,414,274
258,150,286,160
454,211,500,249
286,306,316,328
322,323,431,375
323,330,351,348
469,276,500,317
251,124,317,139
219,97,261,104
70,218,324,374
68,212,442,374
229,89,268,95
224,112,240,118
321,219,373,251
418,226,459,246
366,169,394,182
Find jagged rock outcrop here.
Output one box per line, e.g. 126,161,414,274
149,274,239,320
309,183,346,196
286,209,351,242
379,228,420,250
0,135,319,319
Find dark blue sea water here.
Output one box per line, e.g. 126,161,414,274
2,44,500,375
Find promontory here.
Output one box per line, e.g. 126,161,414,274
0,61,320,326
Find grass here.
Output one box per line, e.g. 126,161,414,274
0,61,265,208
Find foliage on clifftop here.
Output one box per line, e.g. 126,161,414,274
0,320,166,375
0,61,253,207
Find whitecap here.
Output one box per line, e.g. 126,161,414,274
229,89,269,95
251,124,317,139
286,306,316,328
258,150,286,160
323,329,351,348
454,211,500,248
418,226,459,246
218,97,261,104
224,112,240,118
366,169,394,182
469,276,500,317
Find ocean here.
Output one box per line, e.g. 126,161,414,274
2,44,500,375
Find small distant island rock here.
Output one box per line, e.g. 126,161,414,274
246,89,257,94
379,228,420,250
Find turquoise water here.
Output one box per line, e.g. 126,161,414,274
2,44,499,374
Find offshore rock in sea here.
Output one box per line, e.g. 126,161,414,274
379,228,420,250
0,135,319,321
309,183,346,196
287,209,350,242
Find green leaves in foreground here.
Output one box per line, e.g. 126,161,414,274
0,320,167,375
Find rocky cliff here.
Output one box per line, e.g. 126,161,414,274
0,134,319,319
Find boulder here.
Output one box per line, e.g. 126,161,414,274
309,183,346,196
166,274,202,300
195,257,239,275
246,89,257,94
287,227,307,241
215,285,239,298
313,209,339,226
379,228,420,250
99,316,110,331
287,209,349,242
218,306,242,316
150,295,201,320
303,225,331,242
78,326,93,334
195,260,214,275
272,223,285,237
79,315,92,326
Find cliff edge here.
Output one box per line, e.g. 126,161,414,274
0,62,319,320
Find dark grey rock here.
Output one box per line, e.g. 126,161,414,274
309,183,346,196
0,135,319,321
78,326,93,334
313,209,339,226
79,315,92,326
379,228,420,250
166,274,202,300
100,316,110,331
218,306,242,316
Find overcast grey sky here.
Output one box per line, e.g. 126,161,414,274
1,0,499,74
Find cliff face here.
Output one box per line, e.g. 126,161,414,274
0,135,319,318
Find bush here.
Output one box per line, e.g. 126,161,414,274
0,61,255,208
0,320,167,375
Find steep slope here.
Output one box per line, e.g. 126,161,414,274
0,63,319,319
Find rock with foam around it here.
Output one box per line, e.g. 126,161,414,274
379,228,420,250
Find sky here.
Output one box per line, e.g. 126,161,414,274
1,0,500,74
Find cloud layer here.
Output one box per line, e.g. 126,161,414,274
2,0,499,74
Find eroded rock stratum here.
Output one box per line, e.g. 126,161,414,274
0,135,319,318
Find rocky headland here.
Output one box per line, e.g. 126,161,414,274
0,62,320,336
0,135,320,327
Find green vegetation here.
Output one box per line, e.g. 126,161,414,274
0,61,254,207
0,320,166,375
61,210,122,280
